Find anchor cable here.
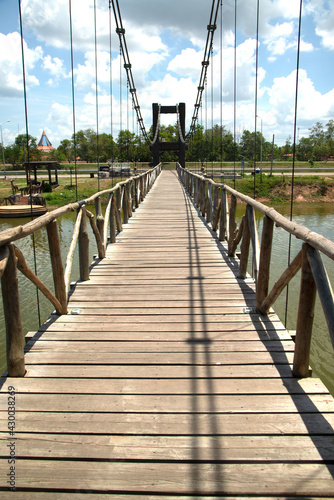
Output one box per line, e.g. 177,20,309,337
69,0,78,201
253,0,260,199
18,0,41,327
94,0,100,191
285,0,303,327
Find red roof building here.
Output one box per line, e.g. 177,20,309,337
37,130,55,152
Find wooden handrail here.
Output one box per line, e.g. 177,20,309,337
177,164,334,378
0,164,162,376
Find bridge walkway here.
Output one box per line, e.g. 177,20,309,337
1,169,334,497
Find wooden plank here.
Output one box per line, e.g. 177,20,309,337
1,433,333,462
0,460,333,495
36,321,287,333
1,393,333,413
26,328,291,342
23,351,295,365
1,377,327,395
24,340,296,353
22,363,294,378
1,411,333,435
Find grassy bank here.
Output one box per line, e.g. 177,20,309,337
221,174,334,203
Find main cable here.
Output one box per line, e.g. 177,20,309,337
187,0,220,140
111,0,150,143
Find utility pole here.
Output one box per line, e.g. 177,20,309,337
270,134,275,176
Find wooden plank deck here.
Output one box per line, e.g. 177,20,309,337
1,169,334,498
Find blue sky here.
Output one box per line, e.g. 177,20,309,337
0,0,333,149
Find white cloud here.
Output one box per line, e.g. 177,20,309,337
268,69,334,128
0,32,42,97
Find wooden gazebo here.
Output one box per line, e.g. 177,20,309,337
23,161,59,189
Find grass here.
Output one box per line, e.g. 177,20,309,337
219,174,334,202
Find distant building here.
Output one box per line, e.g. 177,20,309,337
37,130,55,152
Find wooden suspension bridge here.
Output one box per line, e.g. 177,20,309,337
0,166,334,497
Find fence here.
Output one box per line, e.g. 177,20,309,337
0,164,162,376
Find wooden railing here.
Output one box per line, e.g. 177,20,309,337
0,164,162,377
177,164,334,378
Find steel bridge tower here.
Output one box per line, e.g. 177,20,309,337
150,103,187,168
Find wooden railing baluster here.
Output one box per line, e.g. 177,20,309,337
94,196,105,242
256,215,274,312
78,206,90,282
1,243,25,377
47,219,68,313
228,195,238,257
293,243,317,378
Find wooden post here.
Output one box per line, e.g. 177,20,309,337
293,243,317,378
94,196,104,240
1,243,25,377
201,179,206,217
228,195,238,256
212,185,220,232
206,183,212,224
126,182,132,218
46,220,68,314
219,188,229,241
247,204,260,284
122,186,129,224
256,215,274,312
116,187,123,233
238,210,250,279
78,206,90,281
86,210,105,259
109,195,117,244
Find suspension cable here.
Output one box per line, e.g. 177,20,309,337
253,0,260,199
186,0,220,140
69,0,78,201
94,0,100,190
109,0,114,162
233,0,237,189
220,0,223,174
18,0,41,327
285,0,303,327
111,0,150,143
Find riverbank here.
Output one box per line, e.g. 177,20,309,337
223,175,334,204
2,173,334,209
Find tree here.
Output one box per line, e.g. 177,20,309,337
240,130,263,161
14,134,37,162
4,144,22,168
57,139,73,162
309,122,325,146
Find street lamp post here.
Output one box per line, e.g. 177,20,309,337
256,115,263,176
1,120,10,179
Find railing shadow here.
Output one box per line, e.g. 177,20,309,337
176,170,334,491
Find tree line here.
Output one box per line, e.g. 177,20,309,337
3,119,334,168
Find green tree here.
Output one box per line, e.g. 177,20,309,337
57,139,73,162
4,144,22,168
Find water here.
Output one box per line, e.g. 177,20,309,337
235,202,334,395
0,203,333,395
0,212,98,374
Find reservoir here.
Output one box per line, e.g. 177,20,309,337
0,201,333,394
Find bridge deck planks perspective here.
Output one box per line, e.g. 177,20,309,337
1,169,334,498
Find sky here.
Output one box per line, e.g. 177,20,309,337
0,0,334,149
